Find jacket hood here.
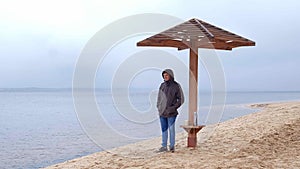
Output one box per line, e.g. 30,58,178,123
162,69,174,81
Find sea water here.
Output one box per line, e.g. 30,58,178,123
0,89,299,169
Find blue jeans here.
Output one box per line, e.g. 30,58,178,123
159,116,177,148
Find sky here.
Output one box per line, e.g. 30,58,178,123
1,0,300,91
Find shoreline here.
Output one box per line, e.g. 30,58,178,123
44,101,300,169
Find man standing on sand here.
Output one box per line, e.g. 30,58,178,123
157,69,184,153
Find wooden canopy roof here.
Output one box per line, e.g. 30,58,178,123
137,18,255,50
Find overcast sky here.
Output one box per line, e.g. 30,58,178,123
1,0,300,91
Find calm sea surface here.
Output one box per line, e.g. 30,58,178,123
0,89,299,169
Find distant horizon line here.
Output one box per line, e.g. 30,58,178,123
0,87,300,93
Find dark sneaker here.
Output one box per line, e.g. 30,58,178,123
169,147,175,153
157,147,168,152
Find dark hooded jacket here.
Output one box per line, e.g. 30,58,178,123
157,69,184,117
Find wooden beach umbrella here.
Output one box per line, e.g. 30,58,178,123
137,18,255,147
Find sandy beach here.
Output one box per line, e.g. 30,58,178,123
44,101,300,169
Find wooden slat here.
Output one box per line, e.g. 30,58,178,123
137,39,188,49
193,19,214,38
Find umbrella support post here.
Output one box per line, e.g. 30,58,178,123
180,125,205,147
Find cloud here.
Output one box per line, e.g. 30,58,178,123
0,0,300,91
